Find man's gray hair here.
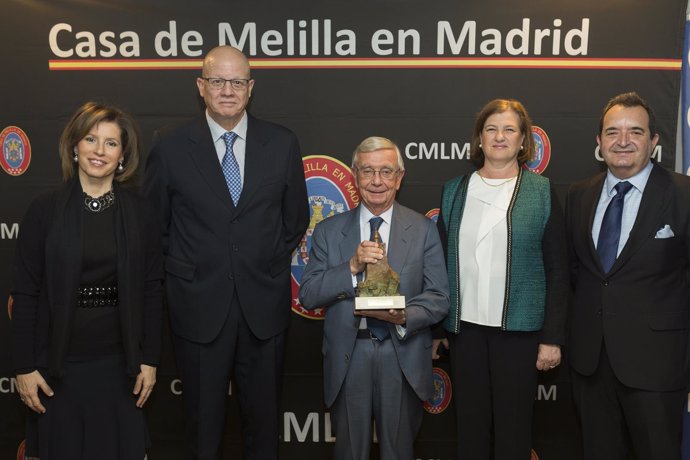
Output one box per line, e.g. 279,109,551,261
351,136,405,171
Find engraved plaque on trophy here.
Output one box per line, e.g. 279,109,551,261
355,228,406,310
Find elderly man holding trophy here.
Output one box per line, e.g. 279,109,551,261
299,136,449,460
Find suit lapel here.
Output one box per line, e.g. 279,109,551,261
339,206,361,264
583,174,606,272
609,164,670,274
186,117,234,211
388,202,411,274
234,115,270,216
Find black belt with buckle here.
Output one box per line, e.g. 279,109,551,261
77,286,118,308
357,329,371,339
357,329,388,341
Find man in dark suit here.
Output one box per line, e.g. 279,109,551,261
298,137,449,460
145,46,309,460
566,92,690,460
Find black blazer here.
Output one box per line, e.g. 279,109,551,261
10,179,163,377
144,114,309,343
566,164,690,391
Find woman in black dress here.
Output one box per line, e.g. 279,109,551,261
11,102,163,459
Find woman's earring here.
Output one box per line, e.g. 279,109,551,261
117,159,124,172
73,149,78,162
479,143,482,148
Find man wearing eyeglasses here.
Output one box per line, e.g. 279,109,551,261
567,92,690,459
299,137,449,460
145,45,308,460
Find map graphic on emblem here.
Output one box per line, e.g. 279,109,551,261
291,155,360,319
424,367,452,414
0,126,31,176
523,126,551,175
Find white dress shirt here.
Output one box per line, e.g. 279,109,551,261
591,161,653,256
358,206,393,251
206,110,249,181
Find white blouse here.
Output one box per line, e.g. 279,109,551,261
458,172,517,327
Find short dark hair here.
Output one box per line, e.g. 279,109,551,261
58,101,141,185
598,92,657,138
470,99,534,169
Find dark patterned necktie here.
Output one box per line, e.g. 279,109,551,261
367,216,390,340
597,181,633,273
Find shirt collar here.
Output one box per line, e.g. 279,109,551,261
604,160,653,196
359,204,394,227
205,110,248,142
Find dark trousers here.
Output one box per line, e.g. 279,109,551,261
174,296,286,460
449,321,539,460
571,344,684,460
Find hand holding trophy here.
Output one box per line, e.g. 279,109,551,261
355,225,405,311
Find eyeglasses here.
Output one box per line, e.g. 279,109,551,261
355,167,399,180
201,77,251,91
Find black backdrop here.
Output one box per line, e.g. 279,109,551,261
0,1,686,458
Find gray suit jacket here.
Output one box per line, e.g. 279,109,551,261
299,202,450,407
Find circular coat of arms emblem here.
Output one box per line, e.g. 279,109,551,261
1,126,31,176
523,126,551,175
291,155,360,319
424,367,452,414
